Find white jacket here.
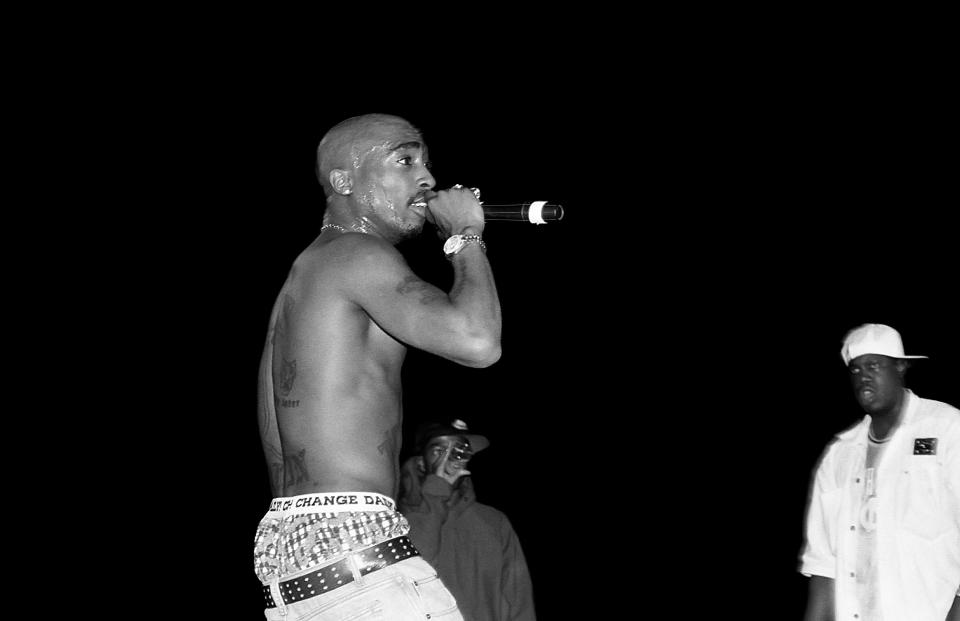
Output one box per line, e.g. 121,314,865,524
800,390,960,621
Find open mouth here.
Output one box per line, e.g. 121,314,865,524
407,195,428,217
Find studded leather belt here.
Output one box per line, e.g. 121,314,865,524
262,535,420,609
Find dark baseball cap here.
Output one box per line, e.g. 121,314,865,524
414,419,490,453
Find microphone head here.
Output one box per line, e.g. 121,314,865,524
542,204,564,221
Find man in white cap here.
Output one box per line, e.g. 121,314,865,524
800,324,960,621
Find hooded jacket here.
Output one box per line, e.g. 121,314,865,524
399,456,536,621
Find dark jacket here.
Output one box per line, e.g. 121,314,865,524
398,457,536,621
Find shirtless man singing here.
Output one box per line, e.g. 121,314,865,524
253,113,501,620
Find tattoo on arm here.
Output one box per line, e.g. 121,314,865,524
396,276,446,305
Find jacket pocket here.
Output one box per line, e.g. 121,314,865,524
898,458,949,540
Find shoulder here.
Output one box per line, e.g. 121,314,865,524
913,394,960,437
830,417,867,450
296,234,408,285
915,394,960,419
313,233,403,267
471,502,512,528
816,419,866,475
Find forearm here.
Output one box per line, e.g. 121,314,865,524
447,234,501,366
803,576,835,621
947,595,960,621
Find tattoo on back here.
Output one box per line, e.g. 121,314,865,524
377,421,401,457
396,275,445,305
278,358,297,396
271,294,294,347
270,448,310,491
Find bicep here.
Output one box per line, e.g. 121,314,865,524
343,245,485,361
801,454,841,577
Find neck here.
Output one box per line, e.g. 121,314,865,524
869,389,907,440
320,216,371,236
321,202,391,240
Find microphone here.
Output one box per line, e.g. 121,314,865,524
483,201,564,224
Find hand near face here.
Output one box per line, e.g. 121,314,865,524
425,186,485,238
430,445,472,485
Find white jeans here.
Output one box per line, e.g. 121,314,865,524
263,556,463,621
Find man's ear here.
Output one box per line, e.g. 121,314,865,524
896,359,910,377
415,457,426,474
329,169,353,195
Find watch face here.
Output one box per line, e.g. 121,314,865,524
444,235,463,255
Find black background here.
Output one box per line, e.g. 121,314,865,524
105,49,958,619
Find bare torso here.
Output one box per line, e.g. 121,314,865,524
257,234,406,499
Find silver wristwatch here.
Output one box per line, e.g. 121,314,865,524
443,234,486,258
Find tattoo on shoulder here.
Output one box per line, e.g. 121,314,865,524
396,275,445,305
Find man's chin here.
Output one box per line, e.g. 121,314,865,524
399,220,427,238
859,398,891,415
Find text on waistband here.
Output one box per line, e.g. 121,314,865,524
269,494,395,513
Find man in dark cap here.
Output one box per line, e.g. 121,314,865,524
400,419,536,621
800,324,960,621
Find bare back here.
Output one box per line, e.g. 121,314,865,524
257,185,501,502
258,234,407,499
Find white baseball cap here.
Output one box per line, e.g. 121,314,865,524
840,323,928,366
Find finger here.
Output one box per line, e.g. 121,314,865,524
433,447,452,474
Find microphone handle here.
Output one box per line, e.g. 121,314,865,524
483,203,564,222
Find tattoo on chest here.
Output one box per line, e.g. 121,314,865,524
396,276,445,305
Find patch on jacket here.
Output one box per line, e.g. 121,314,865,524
913,437,937,455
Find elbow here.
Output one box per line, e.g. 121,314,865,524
460,335,502,368
475,340,502,368
447,315,501,367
